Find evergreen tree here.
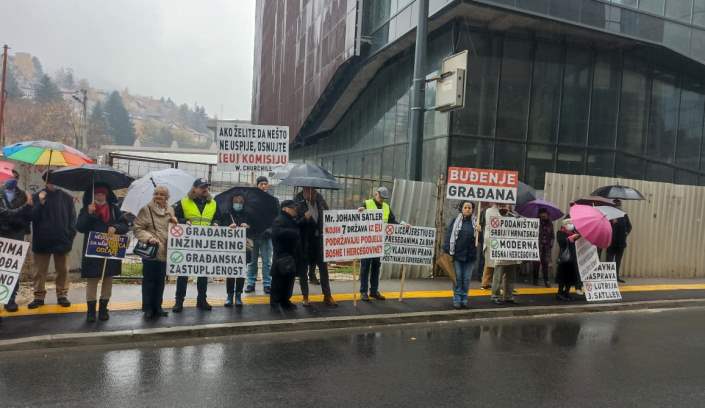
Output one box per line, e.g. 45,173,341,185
34,74,62,103
104,91,135,145
4,66,22,99
31,56,44,80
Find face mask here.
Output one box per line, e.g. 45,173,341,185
4,179,17,190
232,203,244,212
566,223,575,232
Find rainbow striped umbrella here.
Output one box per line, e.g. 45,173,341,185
2,140,93,166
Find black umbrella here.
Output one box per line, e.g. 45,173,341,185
515,181,536,206
574,196,617,207
592,185,645,200
280,163,341,190
46,164,134,191
215,185,279,237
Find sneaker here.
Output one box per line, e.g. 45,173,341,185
27,299,45,309
244,285,255,293
57,297,71,307
4,302,18,312
370,292,386,301
263,286,271,294
360,293,370,302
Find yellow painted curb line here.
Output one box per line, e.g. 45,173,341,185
2,284,704,318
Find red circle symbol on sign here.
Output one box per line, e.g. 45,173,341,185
385,225,395,236
490,218,500,229
171,225,184,237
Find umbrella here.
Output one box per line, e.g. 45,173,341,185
592,185,645,200
596,205,625,221
515,181,536,206
569,204,612,248
516,199,564,221
0,160,15,181
215,185,279,237
574,196,616,207
280,163,341,190
2,140,93,166
45,164,133,191
121,168,196,215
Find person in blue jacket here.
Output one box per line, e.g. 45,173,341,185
443,201,477,309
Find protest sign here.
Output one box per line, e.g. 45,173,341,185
446,167,519,204
0,237,30,304
217,122,289,172
323,210,384,262
382,224,436,266
583,262,622,302
167,224,247,278
85,232,130,260
575,238,600,280
487,216,539,261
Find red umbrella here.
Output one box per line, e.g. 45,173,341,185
569,204,612,249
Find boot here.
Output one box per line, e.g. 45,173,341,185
224,293,234,308
98,299,110,321
86,300,97,322
196,298,212,311
235,293,243,307
172,298,184,313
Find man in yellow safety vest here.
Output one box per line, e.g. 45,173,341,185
358,186,398,301
172,178,220,312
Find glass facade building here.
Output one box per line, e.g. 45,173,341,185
254,0,705,207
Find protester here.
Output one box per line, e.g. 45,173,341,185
556,219,580,301
219,193,250,307
76,183,129,322
133,186,177,319
607,199,632,283
475,202,487,282
295,187,337,307
270,200,303,310
443,201,477,309
533,208,554,288
27,172,77,309
358,186,398,301
481,203,499,290
0,170,33,314
172,178,219,312
245,176,274,294
491,204,521,305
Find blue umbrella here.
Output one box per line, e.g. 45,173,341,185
516,199,564,221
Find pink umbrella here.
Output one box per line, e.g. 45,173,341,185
569,204,612,249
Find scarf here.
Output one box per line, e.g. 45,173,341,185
449,213,475,255
94,202,110,224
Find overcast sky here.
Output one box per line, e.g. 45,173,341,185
0,0,255,119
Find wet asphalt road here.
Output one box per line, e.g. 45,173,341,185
1,308,705,408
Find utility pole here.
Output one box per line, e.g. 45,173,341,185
0,44,9,147
407,0,429,181
81,88,88,149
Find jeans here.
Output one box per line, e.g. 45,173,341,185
247,238,272,288
359,258,381,294
142,260,166,313
453,260,475,306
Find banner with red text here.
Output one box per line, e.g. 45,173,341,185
217,122,289,172
446,167,519,204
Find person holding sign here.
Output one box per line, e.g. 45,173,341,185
172,178,220,312
490,204,521,305
133,186,178,319
358,187,398,301
218,193,251,307
442,201,477,309
556,219,580,301
244,176,275,294
76,184,129,322
270,200,304,310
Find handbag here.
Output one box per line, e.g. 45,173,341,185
134,207,159,260
558,246,572,264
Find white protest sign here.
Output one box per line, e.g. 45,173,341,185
0,237,30,304
575,238,600,280
487,216,539,261
446,167,519,204
167,224,247,278
217,122,289,172
583,262,622,302
323,210,384,262
382,224,436,266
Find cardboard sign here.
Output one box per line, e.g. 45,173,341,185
583,262,622,302
217,122,289,172
487,216,539,261
575,238,600,280
0,237,30,304
323,210,384,262
167,224,247,277
85,232,130,260
446,167,519,204
382,224,436,266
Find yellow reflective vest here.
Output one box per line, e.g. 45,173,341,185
365,199,390,222
180,198,216,226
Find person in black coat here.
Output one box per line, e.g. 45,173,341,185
219,192,251,307
76,183,129,322
269,200,304,310
443,201,477,309
607,199,632,283
556,220,579,301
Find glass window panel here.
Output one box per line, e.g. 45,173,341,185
645,162,674,182
691,28,705,62
589,51,621,147
550,0,580,21
663,21,691,55
675,170,699,185
422,138,448,182
449,136,493,168
615,153,645,179
665,0,693,22
676,85,705,170
695,0,705,26
637,12,665,43
612,0,637,7
528,42,562,143
394,144,408,179
493,141,525,179
618,59,649,155
526,144,555,190
382,147,395,180
646,73,679,162
587,150,615,176
496,38,532,141
516,0,549,14
558,47,592,146
556,147,585,174
639,0,665,14
581,0,609,28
